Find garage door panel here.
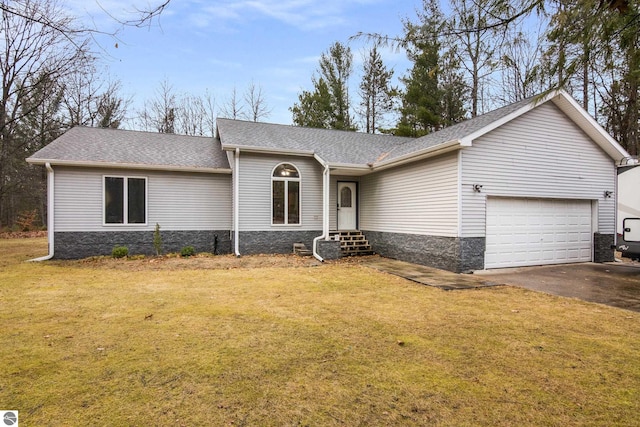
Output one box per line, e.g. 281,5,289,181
485,198,592,269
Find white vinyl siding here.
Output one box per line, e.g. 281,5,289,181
485,198,592,268
237,153,322,231
54,167,232,232
360,152,459,236
461,103,616,237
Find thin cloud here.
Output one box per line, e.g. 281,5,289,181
194,0,381,31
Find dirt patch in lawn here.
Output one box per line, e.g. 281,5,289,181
0,230,47,239
63,252,334,271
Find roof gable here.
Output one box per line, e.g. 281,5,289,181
27,127,230,173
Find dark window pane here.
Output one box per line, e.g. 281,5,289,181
273,180,285,224
340,186,352,208
105,177,124,224
288,181,299,224
128,178,146,224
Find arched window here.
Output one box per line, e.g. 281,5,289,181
272,163,300,225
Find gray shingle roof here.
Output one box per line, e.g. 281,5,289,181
28,95,550,171
216,119,414,165
217,96,535,166
28,126,230,170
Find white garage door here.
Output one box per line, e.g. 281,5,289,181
485,198,592,269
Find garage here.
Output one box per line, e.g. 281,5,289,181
485,198,593,269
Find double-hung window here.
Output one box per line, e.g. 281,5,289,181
104,176,147,225
272,163,300,225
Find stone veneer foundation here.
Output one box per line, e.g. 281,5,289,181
593,233,615,263
364,230,485,273
237,230,323,256
54,230,231,259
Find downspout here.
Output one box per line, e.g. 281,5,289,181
234,148,241,257
29,162,54,261
313,155,330,262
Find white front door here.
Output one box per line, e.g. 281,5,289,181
337,182,357,230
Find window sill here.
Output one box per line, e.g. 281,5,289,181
102,223,148,227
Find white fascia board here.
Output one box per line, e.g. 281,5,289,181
327,162,370,171
221,144,315,157
313,155,371,176
313,153,328,167
372,139,462,171
26,158,232,174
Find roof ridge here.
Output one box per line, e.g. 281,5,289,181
71,125,215,140
217,117,414,141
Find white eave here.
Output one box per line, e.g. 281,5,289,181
25,158,232,174
327,163,371,177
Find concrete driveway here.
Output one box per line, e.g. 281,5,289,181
476,262,640,312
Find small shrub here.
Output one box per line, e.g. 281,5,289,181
153,223,163,256
16,210,39,231
180,246,195,257
112,246,129,258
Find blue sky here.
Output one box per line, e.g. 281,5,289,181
68,0,421,127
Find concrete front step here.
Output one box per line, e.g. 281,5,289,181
293,242,313,257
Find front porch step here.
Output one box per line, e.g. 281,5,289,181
329,231,375,257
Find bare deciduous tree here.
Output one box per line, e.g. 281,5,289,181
62,66,130,129
220,86,244,120
139,79,177,133
244,81,271,122
96,79,131,129
176,91,217,136
61,64,101,127
448,0,508,116
499,28,546,103
0,0,171,40
0,0,91,226
202,90,217,136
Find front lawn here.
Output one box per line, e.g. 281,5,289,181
1,238,639,426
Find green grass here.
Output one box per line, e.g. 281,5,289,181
1,238,640,426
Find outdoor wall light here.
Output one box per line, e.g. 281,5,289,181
620,157,639,166
473,184,483,193
604,190,613,199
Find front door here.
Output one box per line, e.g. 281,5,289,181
337,182,357,230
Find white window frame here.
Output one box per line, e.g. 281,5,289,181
103,175,148,226
271,163,302,226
